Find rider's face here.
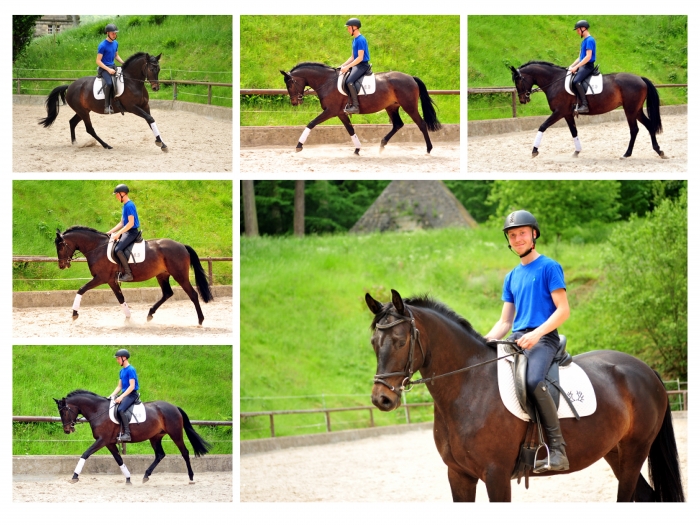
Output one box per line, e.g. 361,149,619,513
508,227,536,254
346,25,354,35
108,31,117,40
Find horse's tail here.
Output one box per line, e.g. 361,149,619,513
185,245,213,303
646,372,684,501
413,76,442,132
177,407,212,457
38,85,70,128
642,77,663,135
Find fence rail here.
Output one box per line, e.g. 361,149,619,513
468,83,688,118
13,78,233,105
13,255,232,285
240,89,460,96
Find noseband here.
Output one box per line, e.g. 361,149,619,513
373,306,425,393
58,404,81,430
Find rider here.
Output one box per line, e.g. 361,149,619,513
568,20,596,114
96,23,124,114
107,184,140,282
340,17,370,114
484,210,571,472
109,349,140,442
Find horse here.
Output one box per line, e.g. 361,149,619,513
366,289,685,502
39,52,168,152
509,61,666,159
280,62,441,155
54,390,211,484
54,226,213,325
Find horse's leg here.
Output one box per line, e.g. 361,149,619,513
447,468,478,502
531,111,566,157
396,97,433,154
169,428,196,483
336,112,361,155
621,111,640,159
603,443,650,502
147,273,174,322
295,107,337,152
81,113,112,149
71,275,108,320
107,280,132,320
380,104,404,152
69,114,82,145
564,115,582,157
143,436,166,483
636,110,666,158
128,104,168,151
106,443,132,485
483,466,512,502
69,438,106,483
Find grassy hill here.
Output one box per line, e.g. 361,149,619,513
468,15,687,120
13,345,232,455
12,180,232,291
13,15,232,107
240,15,460,125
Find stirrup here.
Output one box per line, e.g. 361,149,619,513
532,442,551,473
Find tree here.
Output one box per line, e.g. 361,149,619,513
242,180,258,237
13,16,41,62
294,181,305,237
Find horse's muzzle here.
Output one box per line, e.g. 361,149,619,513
371,384,401,412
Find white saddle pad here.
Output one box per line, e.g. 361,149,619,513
93,67,124,100
565,70,603,96
338,71,376,96
497,345,597,422
108,398,147,425
107,239,146,264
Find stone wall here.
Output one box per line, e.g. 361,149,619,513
33,16,79,38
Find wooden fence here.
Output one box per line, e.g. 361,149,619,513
240,89,460,96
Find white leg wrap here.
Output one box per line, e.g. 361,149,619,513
573,136,582,152
299,127,311,144
150,122,161,138
72,294,82,311
351,134,361,148
120,464,131,478
533,131,544,148
121,302,131,318
75,458,86,475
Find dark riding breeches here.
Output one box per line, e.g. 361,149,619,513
346,61,370,88
573,63,595,91
509,329,560,396
117,390,139,414
100,68,114,88
114,228,139,257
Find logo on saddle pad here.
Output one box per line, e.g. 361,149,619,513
107,238,146,264
93,67,125,100
338,72,376,96
565,70,603,96
497,344,597,421
109,397,146,425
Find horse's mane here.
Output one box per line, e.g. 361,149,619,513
63,225,109,237
122,52,150,69
519,60,567,71
290,62,335,73
66,389,105,399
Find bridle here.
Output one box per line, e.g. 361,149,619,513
286,76,313,103
56,235,110,265
373,305,523,393
513,68,570,102
58,400,113,429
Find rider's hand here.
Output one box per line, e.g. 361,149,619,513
115,396,122,404
109,68,116,75
516,331,542,350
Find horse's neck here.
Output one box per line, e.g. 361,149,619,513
68,232,104,252
123,59,144,79
299,69,330,90
75,396,106,418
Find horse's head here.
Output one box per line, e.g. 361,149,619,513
366,289,426,412
53,397,78,434
280,70,305,106
54,229,74,269
509,65,532,104
144,53,162,91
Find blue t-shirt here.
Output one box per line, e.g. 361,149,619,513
352,34,370,62
98,39,119,67
502,255,566,332
579,35,596,63
122,200,140,229
119,365,140,392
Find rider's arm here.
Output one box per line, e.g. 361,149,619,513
107,220,125,234
115,52,124,65
341,55,354,67
484,302,515,340
116,215,135,235
121,379,136,397
347,49,365,68
110,380,123,398
515,288,570,349
96,53,114,74
577,49,593,67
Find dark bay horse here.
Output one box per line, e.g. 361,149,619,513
509,61,665,159
366,290,684,502
39,52,168,151
54,390,211,484
55,226,213,325
280,62,441,155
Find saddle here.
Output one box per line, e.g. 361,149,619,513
108,230,145,269
109,393,146,425
337,64,376,96
93,67,125,100
565,64,603,96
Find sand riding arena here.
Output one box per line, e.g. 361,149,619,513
13,95,232,172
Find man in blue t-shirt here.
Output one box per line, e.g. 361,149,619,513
107,184,140,282
340,17,371,114
109,349,140,442
568,20,596,114
485,210,571,471
96,23,124,114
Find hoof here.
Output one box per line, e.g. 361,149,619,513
532,151,539,158
161,147,169,153
104,145,113,150
189,481,196,485
143,476,149,483
72,311,79,321
354,148,360,156
69,478,79,484
659,151,667,159
147,314,153,321
296,142,304,153
155,139,162,147
572,151,579,157
126,478,131,485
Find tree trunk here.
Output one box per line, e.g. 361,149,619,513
294,181,305,237
242,180,259,237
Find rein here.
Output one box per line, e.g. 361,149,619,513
57,236,110,264
59,400,113,428
515,68,570,97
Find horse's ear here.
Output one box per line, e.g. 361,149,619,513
280,70,291,80
55,229,62,239
365,293,383,315
391,289,405,316
155,53,162,61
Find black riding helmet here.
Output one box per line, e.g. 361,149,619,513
574,20,590,31
114,349,130,359
502,210,540,257
345,18,362,28
113,184,129,194
105,24,119,34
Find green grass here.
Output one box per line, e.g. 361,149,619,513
240,15,459,125
468,15,687,120
240,227,615,440
13,15,232,107
13,180,232,291
13,345,232,455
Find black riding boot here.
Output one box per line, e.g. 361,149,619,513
532,381,570,471
574,82,589,114
116,251,133,282
345,83,360,114
104,84,114,114
118,411,132,442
